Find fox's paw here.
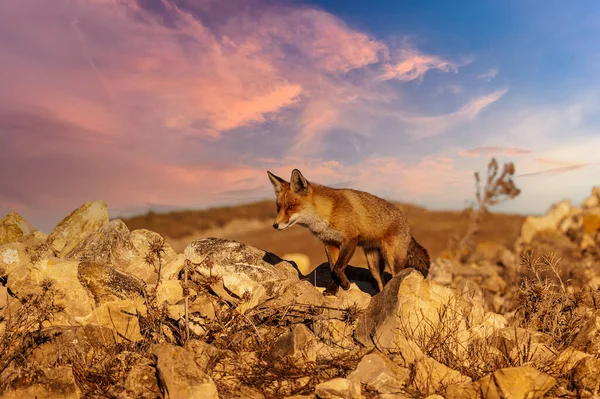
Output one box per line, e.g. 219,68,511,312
340,281,351,290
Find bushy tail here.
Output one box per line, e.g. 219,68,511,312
407,236,430,277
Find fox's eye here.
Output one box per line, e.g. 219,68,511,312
287,204,296,210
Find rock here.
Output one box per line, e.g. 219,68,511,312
0,243,29,276
427,258,453,286
282,252,314,276
335,283,371,311
582,186,600,210
348,352,409,394
74,298,146,342
519,200,579,244
0,285,7,310
67,220,138,269
582,214,600,235
552,347,591,376
156,280,183,306
355,269,471,352
126,229,178,284
161,253,185,281
1,365,81,399
571,314,600,354
7,258,94,321
313,319,356,350
29,325,117,366
446,366,555,399
267,279,324,308
122,364,162,399
0,211,37,245
188,340,224,372
480,272,507,294
270,324,317,363
78,261,145,306
314,378,361,399
573,356,600,390
47,201,108,256
413,356,470,394
185,238,298,312
153,343,219,399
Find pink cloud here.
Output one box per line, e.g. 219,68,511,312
380,50,457,81
460,146,532,157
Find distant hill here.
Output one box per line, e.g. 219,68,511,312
120,200,526,268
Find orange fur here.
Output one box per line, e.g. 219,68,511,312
267,169,430,294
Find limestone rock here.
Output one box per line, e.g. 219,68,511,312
122,364,162,399
161,253,185,281
355,269,471,351
348,353,409,394
314,378,361,399
270,324,317,363
446,366,555,399
571,314,600,354
48,201,108,256
156,280,183,306
427,258,453,286
520,200,579,244
126,229,177,284
185,238,299,311
67,219,138,269
153,343,219,399
7,258,94,320
335,283,371,311
78,261,145,306
0,366,81,399
74,298,146,342
582,186,600,210
313,319,356,350
0,243,29,276
267,280,324,308
572,356,600,390
0,211,37,245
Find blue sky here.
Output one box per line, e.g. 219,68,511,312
0,0,599,231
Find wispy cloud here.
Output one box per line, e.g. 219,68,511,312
477,68,499,81
399,89,508,138
517,163,593,178
460,146,531,157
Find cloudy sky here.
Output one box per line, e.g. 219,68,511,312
1,0,599,232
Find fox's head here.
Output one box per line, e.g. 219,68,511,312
267,169,312,231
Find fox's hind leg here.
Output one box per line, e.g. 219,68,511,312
364,248,385,292
324,244,340,295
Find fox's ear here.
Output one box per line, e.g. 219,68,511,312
267,171,287,195
290,169,309,194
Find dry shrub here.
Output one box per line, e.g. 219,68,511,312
0,280,64,375
513,251,594,349
448,158,521,262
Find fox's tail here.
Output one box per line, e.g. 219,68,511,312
407,236,430,277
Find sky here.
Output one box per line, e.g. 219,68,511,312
1,0,599,232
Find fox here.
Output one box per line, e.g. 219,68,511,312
267,169,430,294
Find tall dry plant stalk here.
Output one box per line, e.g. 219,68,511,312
449,158,521,262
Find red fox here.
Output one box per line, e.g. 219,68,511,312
267,169,430,294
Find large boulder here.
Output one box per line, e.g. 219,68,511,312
126,229,177,284
519,200,580,244
47,201,108,257
6,258,94,321
74,298,146,342
355,269,502,351
0,212,37,245
77,261,145,306
66,219,138,269
184,238,299,312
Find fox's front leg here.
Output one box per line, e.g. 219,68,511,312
324,244,340,295
331,238,358,291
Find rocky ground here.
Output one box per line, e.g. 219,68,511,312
0,187,599,399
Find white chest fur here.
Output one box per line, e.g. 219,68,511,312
306,218,344,244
